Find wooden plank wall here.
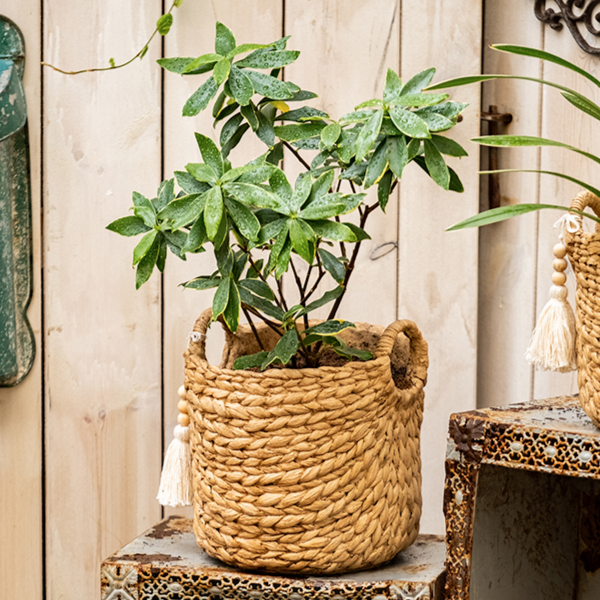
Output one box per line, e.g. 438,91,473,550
18,0,600,600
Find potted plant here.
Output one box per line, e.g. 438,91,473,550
428,44,600,427
107,22,467,574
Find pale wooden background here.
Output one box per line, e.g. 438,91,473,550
1,0,594,598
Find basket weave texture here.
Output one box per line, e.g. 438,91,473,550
183,308,428,574
567,190,600,428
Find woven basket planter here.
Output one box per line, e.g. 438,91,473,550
182,308,428,574
566,190,600,428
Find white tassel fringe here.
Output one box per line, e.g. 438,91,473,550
526,284,577,372
156,424,193,507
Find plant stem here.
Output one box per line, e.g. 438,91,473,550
290,259,309,330
247,254,284,309
242,304,284,337
276,276,289,311
242,306,265,351
283,141,311,171
41,1,179,75
327,201,379,320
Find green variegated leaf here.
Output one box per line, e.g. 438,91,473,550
309,169,335,202
431,134,468,157
275,238,292,278
401,67,436,95
309,220,357,242
364,140,388,188
183,276,221,290
355,98,384,109
215,22,236,56
223,280,241,332
157,57,197,74
238,285,285,320
377,170,393,211
304,320,355,336
407,138,422,161
223,182,283,211
181,53,222,73
386,135,408,179
289,172,313,213
155,179,175,211
245,70,295,100
240,103,259,131
414,111,454,132
321,122,341,148
204,186,224,240
132,191,156,228
175,170,211,195
212,277,230,319
257,217,288,243
220,113,244,147
269,169,294,205
239,278,275,300
194,133,224,177
133,230,158,265
256,110,276,147
182,217,207,253
233,351,269,370
261,329,299,369
228,66,254,105
212,90,226,118
334,345,373,361
222,123,250,158
226,43,271,59
424,102,468,119
224,197,260,240
423,139,450,189
395,92,448,108
389,107,430,138
135,234,160,289
318,248,345,283
273,122,327,142
236,49,300,69
289,218,312,262
183,76,218,116
298,195,345,220
106,216,151,237
344,222,370,241
274,106,329,122
448,167,464,193
337,128,357,163
236,164,277,184
213,58,231,85
354,109,384,162
157,193,205,229
185,162,218,184
383,68,403,103
297,286,343,317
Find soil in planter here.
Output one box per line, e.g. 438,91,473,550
221,320,411,389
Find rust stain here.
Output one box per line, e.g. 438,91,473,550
145,515,188,540
115,552,182,564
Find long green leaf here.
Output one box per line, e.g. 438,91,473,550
135,234,160,289
223,182,283,211
273,122,326,142
401,67,436,95
215,22,236,56
447,203,600,231
185,162,217,184
106,216,151,237
236,49,300,69
261,329,299,369
223,280,241,332
389,107,430,139
157,193,205,229
194,133,224,177
224,197,260,240
204,186,223,240
245,70,294,100
561,91,600,121
427,74,600,118
479,168,600,199
133,230,158,266
491,44,600,89
298,286,343,317
364,140,388,188
473,135,600,166
424,139,449,189
233,351,269,370
386,135,408,179
228,66,254,106
212,277,230,319
318,248,345,284
383,68,403,103
183,276,221,290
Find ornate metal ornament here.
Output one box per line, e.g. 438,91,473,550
534,0,600,55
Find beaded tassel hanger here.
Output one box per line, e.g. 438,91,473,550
156,385,193,507
525,213,580,372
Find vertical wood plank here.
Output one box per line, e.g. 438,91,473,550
162,1,284,519
43,1,163,597
477,3,544,408
399,0,482,533
285,0,400,328
533,26,600,399
0,3,43,600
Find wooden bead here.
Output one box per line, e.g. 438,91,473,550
553,243,567,259
552,271,567,286
177,385,186,399
553,258,568,272
177,413,190,427
177,399,188,414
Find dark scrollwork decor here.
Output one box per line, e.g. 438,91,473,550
535,0,600,55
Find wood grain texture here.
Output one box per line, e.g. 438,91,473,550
43,1,163,597
399,0,482,534
477,3,544,408
0,2,43,600
162,0,284,519
285,0,400,328
533,26,600,399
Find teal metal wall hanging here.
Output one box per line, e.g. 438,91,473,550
0,15,35,387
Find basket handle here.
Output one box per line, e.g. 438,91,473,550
374,319,429,387
570,190,600,234
190,308,234,362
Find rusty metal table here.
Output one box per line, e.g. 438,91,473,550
101,516,446,600
444,395,600,600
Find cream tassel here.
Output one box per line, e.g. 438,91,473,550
157,386,193,507
525,214,579,372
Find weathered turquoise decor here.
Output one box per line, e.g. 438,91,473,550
0,16,34,387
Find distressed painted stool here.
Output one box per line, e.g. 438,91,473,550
444,395,600,600
101,516,446,600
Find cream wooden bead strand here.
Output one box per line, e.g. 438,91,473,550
526,240,576,372
156,385,193,507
